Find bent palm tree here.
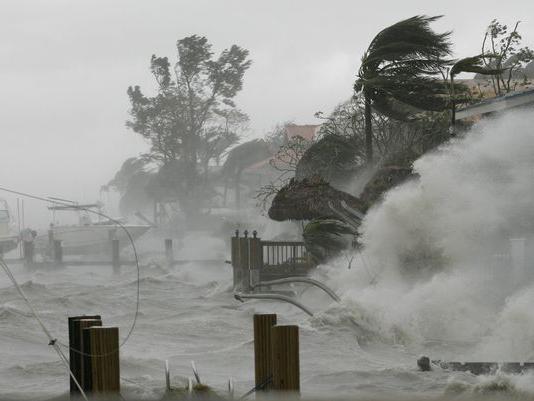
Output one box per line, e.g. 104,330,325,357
221,139,272,207
449,55,503,129
355,15,453,164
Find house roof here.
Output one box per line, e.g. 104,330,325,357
285,124,321,141
456,85,534,120
243,124,321,174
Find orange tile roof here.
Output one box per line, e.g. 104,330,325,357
285,124,320,141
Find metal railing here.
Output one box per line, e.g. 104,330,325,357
260,241,311,269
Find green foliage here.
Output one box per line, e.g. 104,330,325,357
450,55,502,78
303,218,354,263
295,134,361,185
354,15,453,164
315,96,450,175
355,15,453,120
481,19,534,94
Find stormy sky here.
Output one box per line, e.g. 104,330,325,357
1,0,533,223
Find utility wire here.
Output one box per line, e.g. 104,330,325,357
0,259,89,401
0,185,140,358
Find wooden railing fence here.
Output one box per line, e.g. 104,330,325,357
230,230,316,292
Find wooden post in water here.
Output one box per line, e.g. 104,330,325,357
78,319,103,391
271,325,300,393
54,240,63,264
48,229,54,249
68,315,102,395
254,314,277,391
111,239,120,273
165,239,173,266
22,241,34,265
83,326,120,394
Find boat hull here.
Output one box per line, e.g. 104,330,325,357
35,225,150,256
0,235,19,255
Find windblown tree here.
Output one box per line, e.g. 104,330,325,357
126,35,252,216
220,139,272,207
105,157,155,215
354,15,453,164
480,20,534,95
255,133,311,211
449,55,503,127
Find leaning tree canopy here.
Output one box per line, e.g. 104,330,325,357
295,134,363,185
268,176,367,222
355,15,453,120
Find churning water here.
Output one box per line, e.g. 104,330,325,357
3,111,534,400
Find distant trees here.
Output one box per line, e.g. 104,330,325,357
255,129,312,211
105,157,154,215
449,55,502,127
480,20,534,95
313,96,449,176
354,15,453,164
126,35,252,215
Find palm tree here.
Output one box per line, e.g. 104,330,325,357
449,55,502,130
303,218,355,263
221,139,272,207
355,15,453,164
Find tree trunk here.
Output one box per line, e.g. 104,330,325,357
364,94,373,164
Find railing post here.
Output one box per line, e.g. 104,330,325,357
83,326,120,394
54,240,63,264
231,230,241,290
165,239,173,266
249,231,262,290
271,325,300,393
254,314,277,392
111,239,120,273
68,315,102,395
239,231,250,293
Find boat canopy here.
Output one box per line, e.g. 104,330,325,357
48,203,102,211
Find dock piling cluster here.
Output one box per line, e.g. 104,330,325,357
68,315,120,395
254,313,300,394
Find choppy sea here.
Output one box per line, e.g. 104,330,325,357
2,231,534,401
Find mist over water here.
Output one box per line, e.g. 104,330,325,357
4,112,534,400
319,110,534,361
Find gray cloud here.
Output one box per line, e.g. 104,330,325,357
1,0,533,222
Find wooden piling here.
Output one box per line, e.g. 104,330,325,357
68,315,102,394
83,326,120,394
111,239,120,273
254,314,277,391
165,239,173,265
78,319,103,391
22,241,34,265
54,240,63,264
271,325,300,393
48,229,54,249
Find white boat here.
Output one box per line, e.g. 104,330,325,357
0,199,19,255
34,203,151,256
